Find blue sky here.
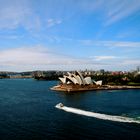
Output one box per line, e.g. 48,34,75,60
0,0,140,71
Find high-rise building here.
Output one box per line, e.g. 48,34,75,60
137,66,140,72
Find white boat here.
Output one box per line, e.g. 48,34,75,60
55,103,140,124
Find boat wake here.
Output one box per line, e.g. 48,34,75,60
55,103,140,124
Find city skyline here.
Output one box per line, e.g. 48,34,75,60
0,0,140,72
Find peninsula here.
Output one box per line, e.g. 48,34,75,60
51,71,140,92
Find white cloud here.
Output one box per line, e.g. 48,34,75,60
0,45,119,71
0,45,139,71
46,19,62,28
93,56,118,61
0,46,94,71
0,46,61,65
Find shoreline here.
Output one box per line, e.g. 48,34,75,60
51,85,140,92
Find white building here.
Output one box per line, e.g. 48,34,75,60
58,71,102,86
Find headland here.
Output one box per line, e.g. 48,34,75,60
51,71,140,92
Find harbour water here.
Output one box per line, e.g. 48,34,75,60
0,79,140,140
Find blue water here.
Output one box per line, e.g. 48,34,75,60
0,79,140,140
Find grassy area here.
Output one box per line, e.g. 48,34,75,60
127,82,140,86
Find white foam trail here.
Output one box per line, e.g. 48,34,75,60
55,103,140,124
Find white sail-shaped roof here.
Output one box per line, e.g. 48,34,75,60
71,74,82,85
67,81,71,84
59,77,66,84
93,80,102,86
71,77,79,84
66,76,78,84
76,75,83,85
76,71,86,85
67,72,72,76
84,77,93,85
58,71,102,86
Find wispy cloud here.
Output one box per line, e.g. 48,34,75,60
79,0,103,12
0,34,23,40
80,40,140,48
104,0,140,25
46,18,62,28
0,0,139,30
93,56,118,61
90,56,140,71
80,0,140,25
0,0,41,31
122,59,140,65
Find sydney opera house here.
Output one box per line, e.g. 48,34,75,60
51,71,103,92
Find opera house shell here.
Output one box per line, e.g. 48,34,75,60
51,71,103,92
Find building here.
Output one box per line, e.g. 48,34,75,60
50,71,103,92
58,71,102,86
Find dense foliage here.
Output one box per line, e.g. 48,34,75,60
91,74,140,85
